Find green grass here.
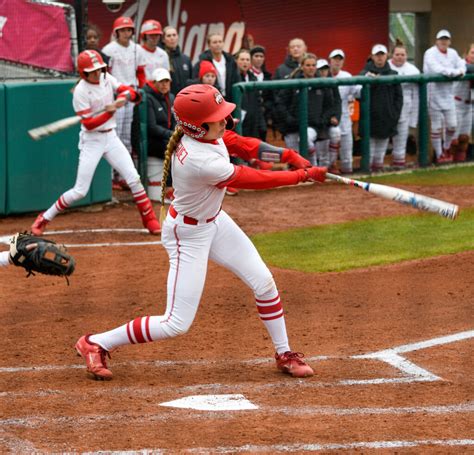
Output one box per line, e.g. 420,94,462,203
252,208,474,273
361,164,474,186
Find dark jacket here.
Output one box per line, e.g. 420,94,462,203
316,73,342,140
273,55,300,80
159,44,192,96
144,82,176,158
250,65,274,128
274,72,339,137
359,60,403,138
240,71,266,139
192,49,241,102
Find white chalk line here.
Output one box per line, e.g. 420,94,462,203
0,429,37,452
0,229,162,248
1,402,472,429
353,329,474,381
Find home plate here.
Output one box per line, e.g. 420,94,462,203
159,394,258,411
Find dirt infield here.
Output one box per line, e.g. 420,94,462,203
0,181,473,453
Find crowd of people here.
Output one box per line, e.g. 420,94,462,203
82,18,474,192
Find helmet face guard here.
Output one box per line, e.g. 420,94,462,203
173,85,236,138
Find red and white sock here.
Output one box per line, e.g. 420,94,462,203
43,195,69,221
255,291,290,354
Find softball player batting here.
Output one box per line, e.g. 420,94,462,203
31,50,161,236
76,84,327,381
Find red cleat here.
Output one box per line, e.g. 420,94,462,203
31,213,49,236
275,351,314,378
75,335,113,380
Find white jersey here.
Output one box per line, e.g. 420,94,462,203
423,45,466,110
171,135,234,220
0,251,9,267
213,57,227,96
102,40,146,86
389,60,420,127
332,70,360,133
73,73,121,132
141,45,170,80
453,60,472,106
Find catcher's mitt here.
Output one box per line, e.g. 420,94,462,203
9,232,75,282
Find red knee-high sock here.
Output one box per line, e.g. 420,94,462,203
133,189,161,234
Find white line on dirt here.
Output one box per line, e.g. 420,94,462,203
0,402,472,429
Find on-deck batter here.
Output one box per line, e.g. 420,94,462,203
31,50,161,236
75,84,327,381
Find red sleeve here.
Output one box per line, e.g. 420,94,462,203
136,66,146,88
216,164,307,190
81,111,113,130
223,130,261,162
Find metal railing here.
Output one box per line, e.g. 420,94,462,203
231,73,474,172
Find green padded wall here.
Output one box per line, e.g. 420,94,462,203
3,80,111,215
0,85,5,215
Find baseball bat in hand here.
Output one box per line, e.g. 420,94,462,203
326,173,459,220
27,93,130,141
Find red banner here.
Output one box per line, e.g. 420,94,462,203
0,0,74,72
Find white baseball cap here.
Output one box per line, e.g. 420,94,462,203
371,44,388,55
329,49,345,59
436,29,451,39
316,59,329,69
152,68,171,82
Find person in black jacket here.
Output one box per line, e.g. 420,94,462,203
273,38,307,80
235,49,266,139
143,68,176,201
160,26,193,96
192,33,241,102
274,53,336,165
359,44,403,172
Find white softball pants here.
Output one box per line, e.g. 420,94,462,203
43,130,142,221
391,116,410,166
455,102,472,136
91,210,291,355
115,102,134,154
429,108,457,157
369,137,390,171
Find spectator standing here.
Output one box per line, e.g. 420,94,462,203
235,49,266,139
143,68,176,201
360,44,403,172
102,17,146,164
389,39,420,169
275,53,335,164
452,43,474,162
160,26,193,96
194,60,221,89
140,19,170,80
193,33,241,102
273,38,307,80
84,24,110,65
316,59,342,171
423,29,466,164
249,45,274,140
329,49,361,174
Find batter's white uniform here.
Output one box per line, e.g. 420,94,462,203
90,134,291,355
423,45,466,157
42,73,143,222
453,63,472,136
0,251,9,267
389,60,420,166
141,45,170,80
332,70,361,173
102,40,146,153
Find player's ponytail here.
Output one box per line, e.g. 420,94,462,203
160,126,184,223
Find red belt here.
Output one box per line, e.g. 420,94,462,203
97,129,113,133
169,205,219,225
454,96,470,104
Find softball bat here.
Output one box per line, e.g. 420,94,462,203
28,108,106,141
326,173,459,220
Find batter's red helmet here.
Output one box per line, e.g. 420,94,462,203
140,19,163,41
77,50,107,79
113,16,135,35
173,85,236,138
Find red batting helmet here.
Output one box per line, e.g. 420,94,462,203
77,50,107,79
140,19,163,41
113,16,135,35
173,85,236,138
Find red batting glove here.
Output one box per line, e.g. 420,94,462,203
281,149,311,169
306,166,327,183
